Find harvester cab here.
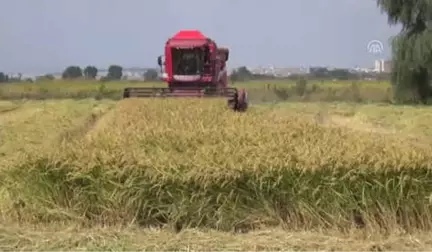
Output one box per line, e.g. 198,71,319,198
122,30,248,112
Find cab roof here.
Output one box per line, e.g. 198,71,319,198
167,30,215,48
172,30,207,40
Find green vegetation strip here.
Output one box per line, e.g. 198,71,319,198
4,160,432,232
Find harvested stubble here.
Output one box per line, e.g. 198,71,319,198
3,222,432,251
4,98,432,232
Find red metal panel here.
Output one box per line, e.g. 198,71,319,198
172,30,207,40
167,39,207,48
164,42,172,82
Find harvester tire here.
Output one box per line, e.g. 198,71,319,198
227,89,248,112
236,89,248,112
123,89,130,98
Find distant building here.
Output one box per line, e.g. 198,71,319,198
248,65,308,77
374,59,392,73
374,59,382,72
383,60,392,73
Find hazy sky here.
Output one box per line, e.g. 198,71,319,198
0,0,401,74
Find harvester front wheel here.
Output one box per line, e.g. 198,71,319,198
123,88,130,98
228,89,248,112
236,89,248,112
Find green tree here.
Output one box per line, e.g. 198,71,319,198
44,74,55,80
309,67,329,79
230,69,239,84
237,66,252,78
62,66,83,79
230,66,253,82
0,72,9,83
295,76,308,96
84,66,98,79
107,65,123,80
376,0,432,104
36,74,55,82
144,69,159,81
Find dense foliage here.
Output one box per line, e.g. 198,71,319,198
377,0,432,103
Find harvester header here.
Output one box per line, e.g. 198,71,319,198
123,29,248,112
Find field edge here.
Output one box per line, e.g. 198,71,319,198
1,222,431,251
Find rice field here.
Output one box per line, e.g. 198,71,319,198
1,83,432,250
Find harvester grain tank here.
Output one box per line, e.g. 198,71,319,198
122,30,248,112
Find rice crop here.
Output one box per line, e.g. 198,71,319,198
2,98,432,233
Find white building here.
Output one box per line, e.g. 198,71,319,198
374,59,384,72
374,59,392,73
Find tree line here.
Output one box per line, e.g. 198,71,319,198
0,65,160,83
59,64,159,81
1,64,384,84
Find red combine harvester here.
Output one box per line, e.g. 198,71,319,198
122,30,248,112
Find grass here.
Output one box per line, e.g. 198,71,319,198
1,97,432,250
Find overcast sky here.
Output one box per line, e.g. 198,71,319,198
0,0,401,74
